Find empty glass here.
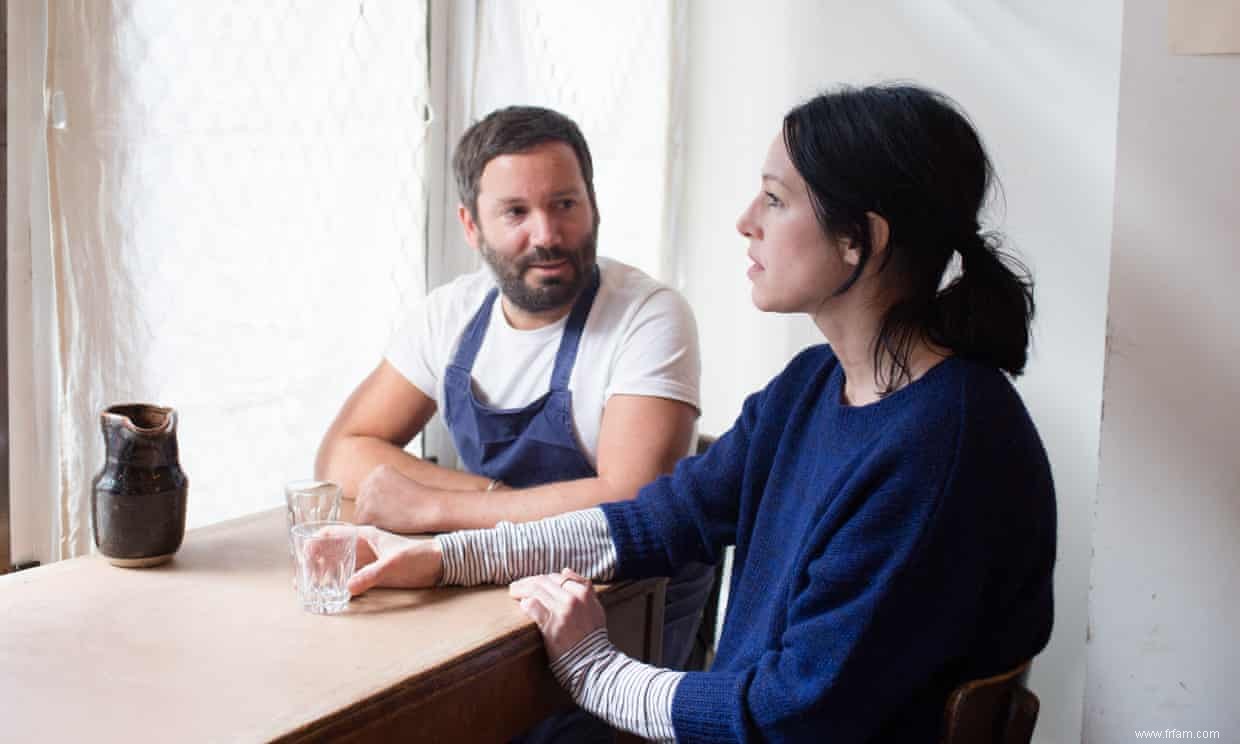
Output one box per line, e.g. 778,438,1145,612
284,480,342,534
291,520,356,614
283,480,343,590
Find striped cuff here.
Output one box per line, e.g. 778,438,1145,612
550,628,683,743
435,508,617,586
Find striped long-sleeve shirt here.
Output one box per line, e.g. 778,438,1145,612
436,509,681,742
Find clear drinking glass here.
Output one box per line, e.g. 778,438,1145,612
284,480,342,548
284,480,343,591
291,520,357,614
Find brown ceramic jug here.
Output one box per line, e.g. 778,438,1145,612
92,404,189,567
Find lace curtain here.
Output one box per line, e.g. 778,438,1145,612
44,0,430,555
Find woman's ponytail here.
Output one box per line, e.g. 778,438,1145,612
930,234,1034,376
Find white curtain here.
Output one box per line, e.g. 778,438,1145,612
456,0,687,283
44,0,430,556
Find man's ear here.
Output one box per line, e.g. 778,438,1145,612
458,204,482,251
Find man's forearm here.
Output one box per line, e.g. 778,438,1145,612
316,434,492,499
432,475,637,531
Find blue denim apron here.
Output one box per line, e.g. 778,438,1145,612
444,268,715,742
443,268,600,488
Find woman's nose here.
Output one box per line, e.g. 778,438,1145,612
736,200,760,239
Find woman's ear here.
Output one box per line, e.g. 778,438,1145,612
839,213,890,267
839,236,863,267
865,211,890,256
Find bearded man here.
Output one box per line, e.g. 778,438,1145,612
316,106,714,742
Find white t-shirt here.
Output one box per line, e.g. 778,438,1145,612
385,257,701,468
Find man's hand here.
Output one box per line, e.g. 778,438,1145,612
354,464,443,533
347,525,444,596
510,569,606,661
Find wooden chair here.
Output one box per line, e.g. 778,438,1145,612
941,662,1040,744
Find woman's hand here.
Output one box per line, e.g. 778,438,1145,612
354,464,443,533
509,568,607,661
346,525,444,595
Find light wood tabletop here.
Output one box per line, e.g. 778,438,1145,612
0,507,664,743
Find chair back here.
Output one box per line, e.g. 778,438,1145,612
941,662,1039,744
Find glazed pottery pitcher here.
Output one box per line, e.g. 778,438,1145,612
92,404,189,567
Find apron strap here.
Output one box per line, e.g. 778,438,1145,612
450,287,500,371
549,265,601,392
451,265,600,387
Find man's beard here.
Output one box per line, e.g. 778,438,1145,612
479,230,597,314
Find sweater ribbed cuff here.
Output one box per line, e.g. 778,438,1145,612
600,499,671,580
671,671,747,743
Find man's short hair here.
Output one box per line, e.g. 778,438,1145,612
452,106,598,220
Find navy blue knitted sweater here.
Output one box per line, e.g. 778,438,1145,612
601,346,1056,743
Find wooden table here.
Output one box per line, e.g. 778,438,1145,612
0,508,665,743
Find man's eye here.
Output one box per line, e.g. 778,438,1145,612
505,207,527,218
557,199,576,210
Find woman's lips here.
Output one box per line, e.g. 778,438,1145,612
747,255,764,278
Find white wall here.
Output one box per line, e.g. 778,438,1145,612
1085,1,1240,740
677,3,1123,742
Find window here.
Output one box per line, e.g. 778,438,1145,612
8,0,684,564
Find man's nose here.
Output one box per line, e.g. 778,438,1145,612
527,209,561,247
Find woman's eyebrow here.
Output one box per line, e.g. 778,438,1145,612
761,173,790,189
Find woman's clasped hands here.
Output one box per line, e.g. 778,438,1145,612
510,568,607,660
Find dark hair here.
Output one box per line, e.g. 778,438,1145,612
782,84,1034,391
452,106,598,220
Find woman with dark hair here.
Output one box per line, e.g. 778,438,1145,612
345,84,1056,742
